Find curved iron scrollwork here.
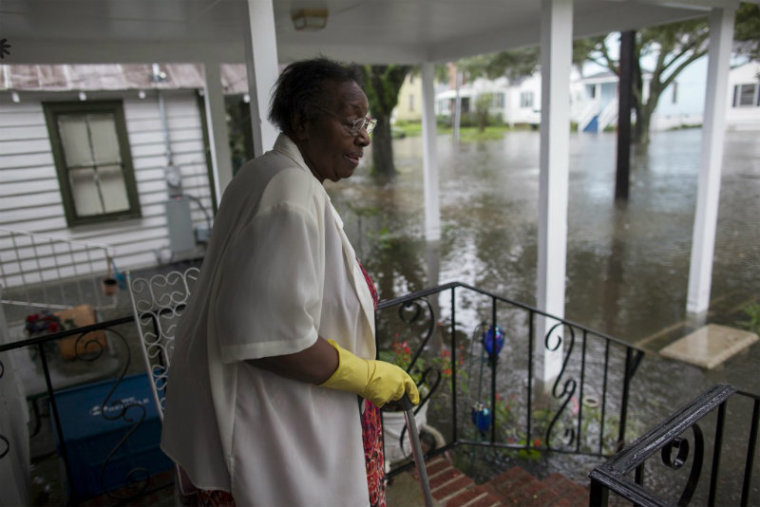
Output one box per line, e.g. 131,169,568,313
387,297,445,457
68,324,152,501
129,267,199,415
660,424,704,506
544,321,577,450
397,298,437,373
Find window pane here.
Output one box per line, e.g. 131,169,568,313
88,114,121,165
98,164,130,213
739,84,756,106
69,167,103,217
58,115,93,167
520,92,534,108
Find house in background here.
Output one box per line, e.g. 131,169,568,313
435,74,542,128
726,60,760,130
0,63,248,286
431,53,759,134
394,73,424,123
572,56,760,133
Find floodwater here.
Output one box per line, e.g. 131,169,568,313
326,128,760,500
327,128,759,382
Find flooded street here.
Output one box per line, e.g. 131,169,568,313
329,128,758,352
327,128,760,495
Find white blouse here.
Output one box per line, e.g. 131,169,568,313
161,134,376,506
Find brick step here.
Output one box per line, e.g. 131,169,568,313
486,466,589,507
406,456,589,507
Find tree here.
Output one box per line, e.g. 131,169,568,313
459,47,540,82
734,2,760,61
358,64,412,178
474,93,493,132
575,3,760,145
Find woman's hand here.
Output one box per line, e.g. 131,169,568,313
319,339,420,408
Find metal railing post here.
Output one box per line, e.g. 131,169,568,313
589,478,609,507
450,286,457,444
741,397,759,507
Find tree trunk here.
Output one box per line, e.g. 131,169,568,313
637,107,652,145
359,64,411,178
371,115,395,178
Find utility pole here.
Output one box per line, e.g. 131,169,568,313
615,30,635,201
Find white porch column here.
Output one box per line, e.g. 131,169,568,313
687,6,736,317
537,0,572,386
202,62,234,205
421,61,441,241
243,0,280,157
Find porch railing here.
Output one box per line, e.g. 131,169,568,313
0,227,117,319
589,384,760,506
3,280,755,505
375,282,645,478
0,315,174,504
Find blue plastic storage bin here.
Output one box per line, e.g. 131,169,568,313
51,372,173,502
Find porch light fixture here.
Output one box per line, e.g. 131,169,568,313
291,9,328,31
78,91,87,101
11,91,20,103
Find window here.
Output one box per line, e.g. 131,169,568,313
671,82,678,104
733,83,758,107
44,101,140,226
408,93,415,111
520,91,534,108
495,93,505,108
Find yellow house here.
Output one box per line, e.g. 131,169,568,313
393,72,424,123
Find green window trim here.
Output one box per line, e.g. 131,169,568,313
43,100,141,227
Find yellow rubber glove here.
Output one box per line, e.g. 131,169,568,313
320,339,420,408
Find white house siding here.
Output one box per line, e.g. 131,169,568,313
0,90,214,287
726,61,760,131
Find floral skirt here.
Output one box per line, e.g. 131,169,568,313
361,400,387,507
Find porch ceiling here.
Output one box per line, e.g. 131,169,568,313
1,0,738,65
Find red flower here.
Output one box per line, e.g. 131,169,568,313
533,438,541,447
47,321,60,333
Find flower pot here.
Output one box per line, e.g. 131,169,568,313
101,277,118,296
382,400,429,470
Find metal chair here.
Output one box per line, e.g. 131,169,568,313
127,266,200,501
126,266,200,418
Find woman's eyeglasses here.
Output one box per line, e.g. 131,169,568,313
313,105,376,135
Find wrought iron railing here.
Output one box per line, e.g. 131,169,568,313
375,282,645,478
3,279,755,506
0,315,174,504
589,384,760,506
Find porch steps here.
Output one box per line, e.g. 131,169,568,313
407,456,589,507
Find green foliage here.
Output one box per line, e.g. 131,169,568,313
459,47,540,82
737,302,760,334
735,2,760,61
574,7,759,144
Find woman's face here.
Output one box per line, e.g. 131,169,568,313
295,80,371,183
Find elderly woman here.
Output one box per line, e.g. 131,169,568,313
160,58,419,507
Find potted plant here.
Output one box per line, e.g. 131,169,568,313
378,340,452,469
